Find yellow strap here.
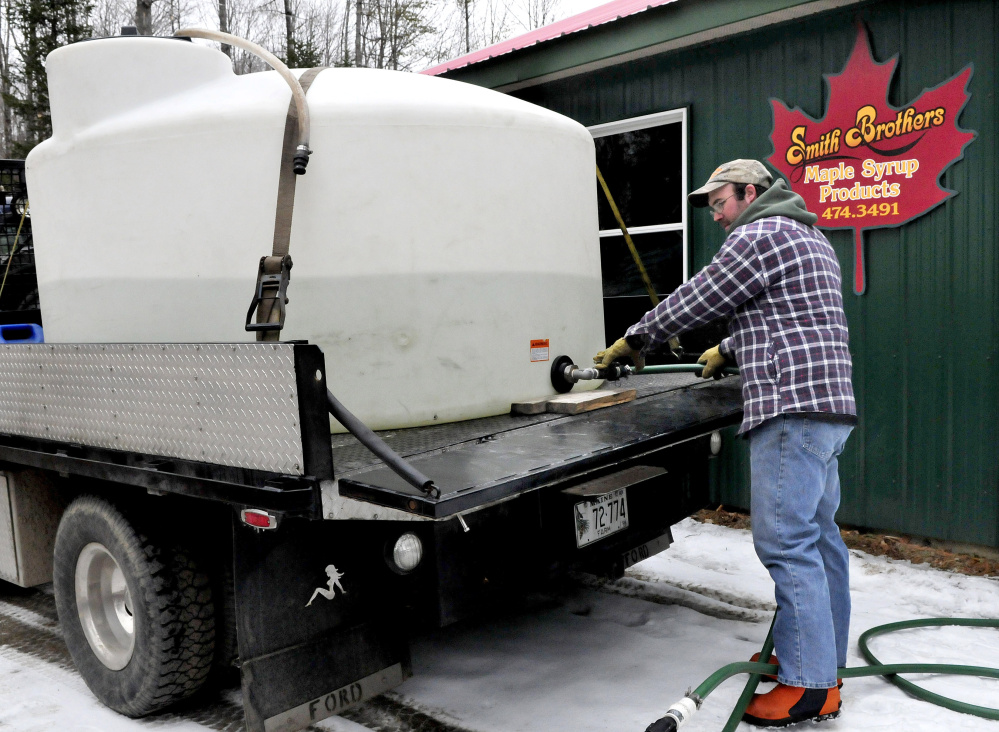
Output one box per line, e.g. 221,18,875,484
0,201,30,304
596,166,681,355
596,165,659,306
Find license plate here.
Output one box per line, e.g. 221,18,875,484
574,488,629,547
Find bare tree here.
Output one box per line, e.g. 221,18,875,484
426,0,508,65
295,0,349,66
135,0,153,33
282,0,301,61
221,0,273,72
365,0,431,69
91,0,133,37
0,0,17,154
337,0,351,64
151,0,198,34
478,0,508,45
282,0,295,62
218,0,230,55
6,0,93,155
507,0,560,32
458,0,468,52
353,0,362,65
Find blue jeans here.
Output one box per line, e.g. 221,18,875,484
750,414,853,689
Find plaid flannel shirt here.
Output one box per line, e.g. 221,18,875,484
626,216,856,434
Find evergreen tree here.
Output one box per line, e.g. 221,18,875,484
286,35,322,67
279,0,322,68
4,0,93,156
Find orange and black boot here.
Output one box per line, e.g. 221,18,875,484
742,683,841,727
750,652,779,682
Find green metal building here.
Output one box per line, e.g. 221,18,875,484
428,0,999,548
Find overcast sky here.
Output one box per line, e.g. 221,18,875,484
560,0,611,17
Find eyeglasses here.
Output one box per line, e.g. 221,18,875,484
709,193,736,214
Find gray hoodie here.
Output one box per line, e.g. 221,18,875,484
728,179,817,231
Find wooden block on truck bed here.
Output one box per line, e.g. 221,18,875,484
510,396,551,415
545,388,636,415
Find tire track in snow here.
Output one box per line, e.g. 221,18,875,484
625,569,777,613
0,606,73,669
0,599,61,636
0,583,59,621
571,572,773,622
0,584,473,732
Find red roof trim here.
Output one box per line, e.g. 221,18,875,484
421,0,678,76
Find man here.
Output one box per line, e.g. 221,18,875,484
594,160,856,727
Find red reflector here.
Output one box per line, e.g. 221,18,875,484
241,509,277,529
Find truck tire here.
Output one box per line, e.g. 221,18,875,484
53,495,216,717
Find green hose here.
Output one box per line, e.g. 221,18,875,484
633,364,741,377
856,618,999,719
630,364,999,726
721,616,774,732
662,616,999,732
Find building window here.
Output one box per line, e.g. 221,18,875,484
588,109,688,347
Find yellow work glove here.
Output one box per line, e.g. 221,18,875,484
593,337,645,371
697,345,727,379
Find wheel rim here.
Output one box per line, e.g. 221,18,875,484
75,542,135,670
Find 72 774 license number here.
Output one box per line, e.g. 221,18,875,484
574,488,629,548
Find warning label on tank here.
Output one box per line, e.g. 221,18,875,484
530,339,550,362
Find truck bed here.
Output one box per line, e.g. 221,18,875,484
0,343,742,522
334,373,743,518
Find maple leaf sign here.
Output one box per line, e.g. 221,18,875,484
768,26,975,295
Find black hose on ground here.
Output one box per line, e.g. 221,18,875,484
326,389,440,499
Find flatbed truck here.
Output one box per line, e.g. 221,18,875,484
0,339,741,731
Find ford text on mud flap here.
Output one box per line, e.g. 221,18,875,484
265,664,406,732
0,342,742,732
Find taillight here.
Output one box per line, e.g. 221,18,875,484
240,508,278,530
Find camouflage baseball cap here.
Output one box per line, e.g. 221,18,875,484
688,159,773,208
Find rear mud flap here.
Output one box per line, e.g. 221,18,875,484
233,515,411,732
242,633,406,732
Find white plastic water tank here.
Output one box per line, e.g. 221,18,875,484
27,37,605,431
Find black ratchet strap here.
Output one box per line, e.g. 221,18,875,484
247,66,327,340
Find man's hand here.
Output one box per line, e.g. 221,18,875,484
593,337,645,371
697,345,726,379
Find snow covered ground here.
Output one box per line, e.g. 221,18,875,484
1,518,997,732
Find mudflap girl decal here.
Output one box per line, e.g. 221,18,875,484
306,564,347,606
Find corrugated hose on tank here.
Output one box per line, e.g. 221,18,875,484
326,390,440,499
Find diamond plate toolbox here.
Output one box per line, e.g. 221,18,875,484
0,343,306,475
